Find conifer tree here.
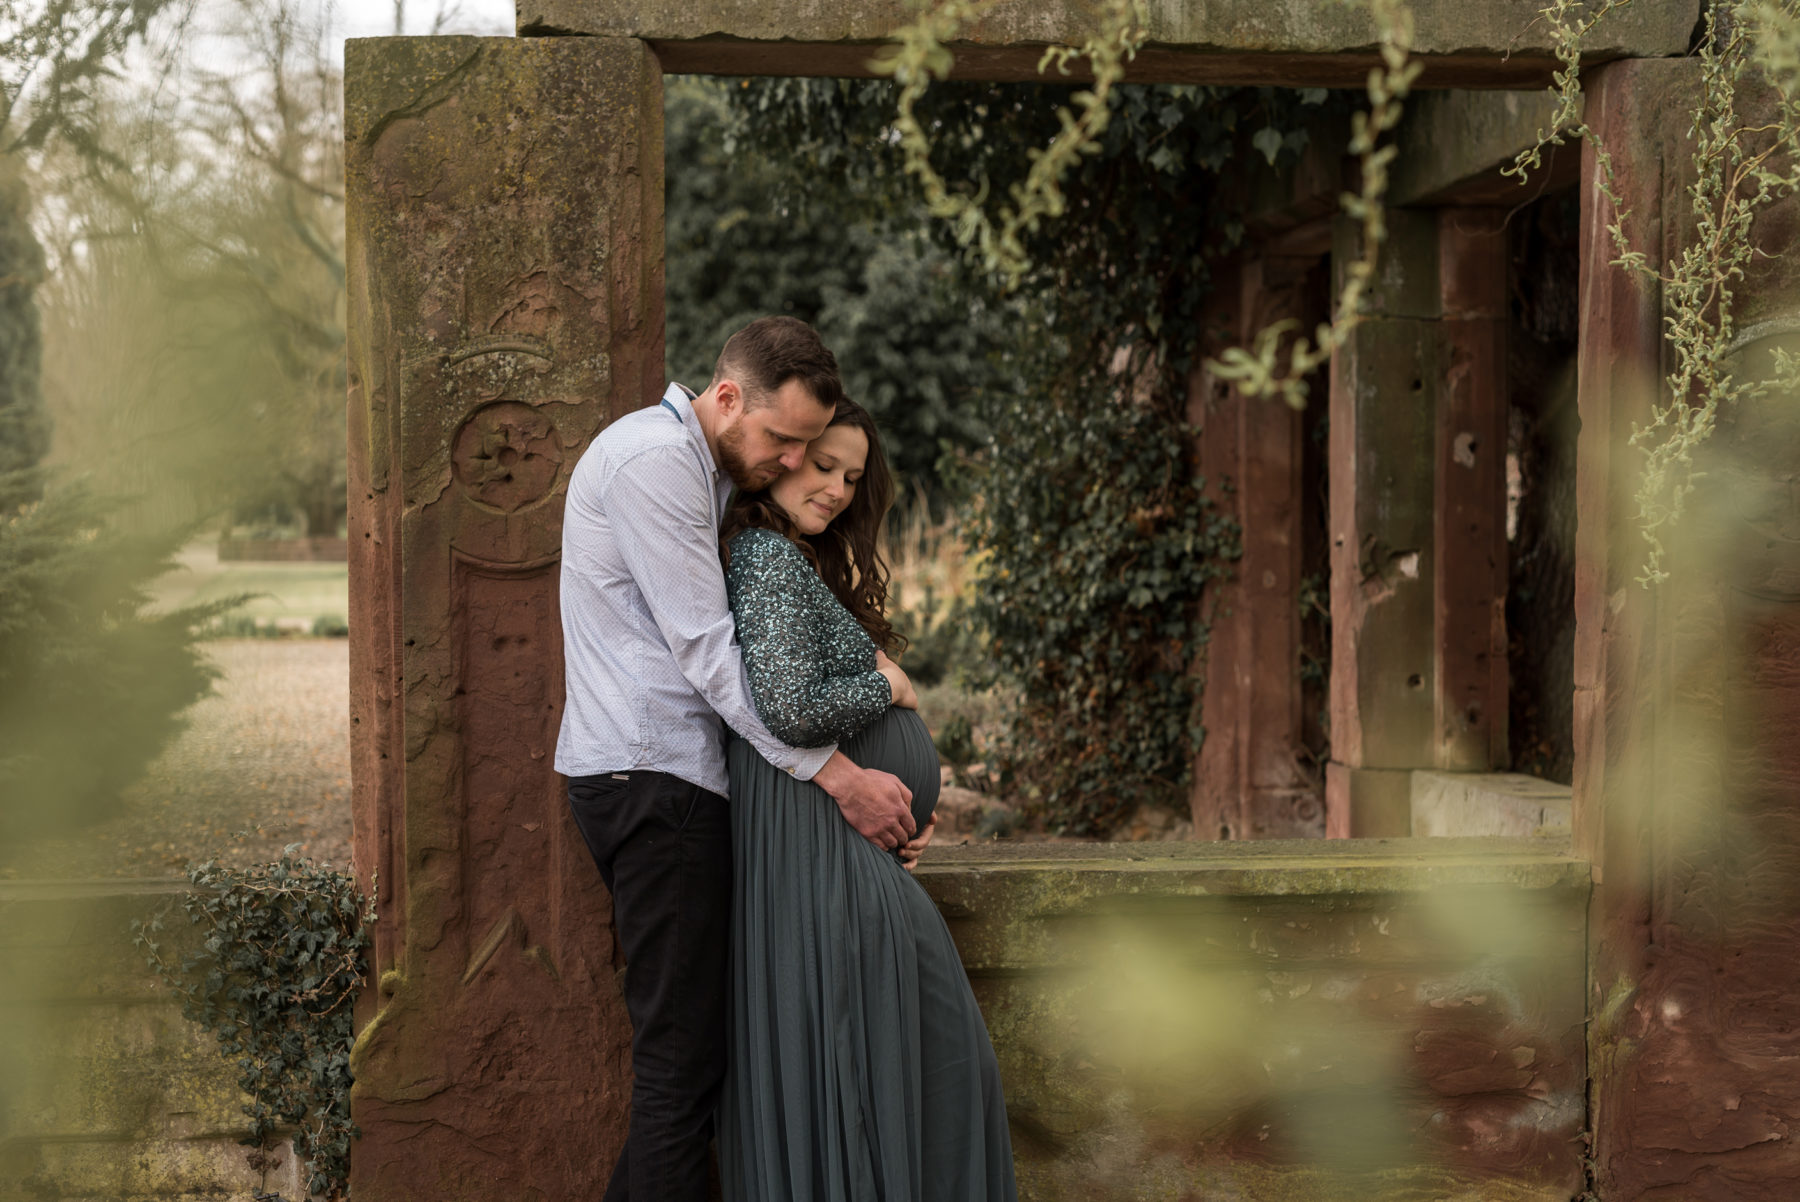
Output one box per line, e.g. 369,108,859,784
0,0,224,845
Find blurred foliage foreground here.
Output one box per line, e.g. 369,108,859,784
668,78,1335,834
2,0,350,846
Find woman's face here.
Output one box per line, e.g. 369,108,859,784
770,423,868,536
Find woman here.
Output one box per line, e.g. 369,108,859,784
717,399,1017,1202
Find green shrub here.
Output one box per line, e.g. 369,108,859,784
0,470,238,843
311,613,349,638
0,159,233,845
932,711,977,765
970,395,1239,835
135,849,372,1202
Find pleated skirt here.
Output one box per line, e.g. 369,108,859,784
719,706,1017,1202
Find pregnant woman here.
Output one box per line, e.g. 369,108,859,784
716,399,1017,1201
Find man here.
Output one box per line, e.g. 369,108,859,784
555,316,918,1202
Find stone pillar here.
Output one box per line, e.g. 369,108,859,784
1325,209,1441,837
1434,209,1509,771
1577,57,1800,1198
1194,247,1324,840
1324,206,1511,836
344,36,664,1199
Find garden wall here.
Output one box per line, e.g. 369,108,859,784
217,537,348,563
0,846,1588,1202
0,882,303,1202
916,837,1590,1201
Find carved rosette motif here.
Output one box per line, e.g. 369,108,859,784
450,400,566,514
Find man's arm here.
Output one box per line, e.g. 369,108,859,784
604,445,825,774
813,752,914,849
603,448,913,844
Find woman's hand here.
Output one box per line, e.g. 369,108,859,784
874,650,918,710
898,814,936,871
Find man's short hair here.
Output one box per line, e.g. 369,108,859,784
711,316,844,411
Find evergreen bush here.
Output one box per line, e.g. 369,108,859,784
0,158,230,845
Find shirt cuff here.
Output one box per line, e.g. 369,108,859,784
786,744,835,782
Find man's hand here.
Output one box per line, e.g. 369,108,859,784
874,650,919,710
898,815,936,871
813,751,915,849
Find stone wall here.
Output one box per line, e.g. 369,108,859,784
217,537,349,563
915,838,1590,1201
2,848,1588,1202
0,882,304,1202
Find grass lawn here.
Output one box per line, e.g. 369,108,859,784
152,542,349,625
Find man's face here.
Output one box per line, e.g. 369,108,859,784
716,378,834,491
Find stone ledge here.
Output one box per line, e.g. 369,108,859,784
1411,771,1574,838
914,838,1589,1196
0,878,191,903
918,834,1585,898
0,883,299,1202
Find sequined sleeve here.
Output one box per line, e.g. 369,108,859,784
726,529,893,748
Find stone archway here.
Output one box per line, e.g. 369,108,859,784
342,6,1800,1198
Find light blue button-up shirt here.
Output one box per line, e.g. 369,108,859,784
554,383,835,794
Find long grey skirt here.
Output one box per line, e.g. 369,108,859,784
719,706,1018,1202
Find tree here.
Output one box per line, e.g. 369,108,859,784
0,0,226,845
663,77,1011,494
709,77,1326,832
0,165,46,480
32,0,348,536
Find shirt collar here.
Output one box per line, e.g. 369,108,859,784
660,382,726,483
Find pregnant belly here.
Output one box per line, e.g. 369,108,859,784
838,705,940,833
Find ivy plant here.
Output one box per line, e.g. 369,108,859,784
135,849,373,1201
1511,0,1800,585
717,78,1329,832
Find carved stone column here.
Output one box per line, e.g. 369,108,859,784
1194,247,1325,840
1325,209,1442,836
1578,57,1800,1198
344,36,663,1198
1434,208,1509,772
1325,205,1511,836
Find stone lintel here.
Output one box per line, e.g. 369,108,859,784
1388,87,1579,207
1245,89,1577,246
519,0,1696,89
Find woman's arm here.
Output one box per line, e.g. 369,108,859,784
728,532,893,748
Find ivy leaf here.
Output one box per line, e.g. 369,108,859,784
1251,126,1284,165
1300,87,1330,105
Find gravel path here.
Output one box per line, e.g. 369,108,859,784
8,640,352,879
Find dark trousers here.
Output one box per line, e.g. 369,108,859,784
567,770,732,1202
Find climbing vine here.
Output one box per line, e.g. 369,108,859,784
870,0,1147,288
135,850,372,1201
718,72,1331,831
1510,0,1800,585
1207,0,1421,410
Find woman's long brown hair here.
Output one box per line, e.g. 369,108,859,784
721,398,906,655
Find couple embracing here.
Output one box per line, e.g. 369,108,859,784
554,316,1018,1202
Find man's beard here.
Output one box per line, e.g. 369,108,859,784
718,422,779,492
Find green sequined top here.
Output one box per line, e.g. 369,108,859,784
725,528,893,749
